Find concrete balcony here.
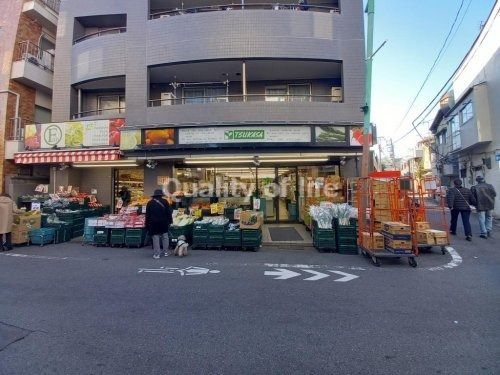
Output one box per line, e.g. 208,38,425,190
11,41,54,93
22,0,59,34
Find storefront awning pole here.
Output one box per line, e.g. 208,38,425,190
361,0,374,178
242,61,247,102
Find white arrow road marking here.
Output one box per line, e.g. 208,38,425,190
264,268,301,280
328,270,359,282
138,266,220,276
302,270,330,281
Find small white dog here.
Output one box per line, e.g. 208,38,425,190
174,235,189,257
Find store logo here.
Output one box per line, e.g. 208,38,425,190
44,125,63,146
224,130,265,140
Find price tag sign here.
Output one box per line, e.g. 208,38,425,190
31,202,41,211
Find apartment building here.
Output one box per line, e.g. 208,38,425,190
430,1,499,216
12,0,367,222
0,0,59,195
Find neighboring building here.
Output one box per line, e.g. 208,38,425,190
401,136,435,179
430,1,499,216
0,0,58,195
11,0,367,223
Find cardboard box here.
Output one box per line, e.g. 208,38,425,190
239,211,263,229
373,221,383,231
426,229,447,238
435,237,448,245
383,222,411,235
362,231,385,250
13,213,41,229
415,222,431,231
385,238,412,249
416,230,435,245
11,224,30,244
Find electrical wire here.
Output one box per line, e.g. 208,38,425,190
392,0,466,134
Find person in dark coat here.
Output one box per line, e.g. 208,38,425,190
118,186,131,207
146,189,173,259
471,175,496,238
446,179,476,241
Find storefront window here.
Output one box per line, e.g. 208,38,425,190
115,169,144,209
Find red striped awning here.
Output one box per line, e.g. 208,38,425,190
14,149,122,164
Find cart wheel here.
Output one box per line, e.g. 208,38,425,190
441,246,446,255
371,256,380,267
408,257,417,268
362,250,369,258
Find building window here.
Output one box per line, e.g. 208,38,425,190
265,87,287,102
450,116,461,150
98,95,125,115
288,84,311,102
183,87,227,104
460,102,473,124
35,105,52,123
437,130,446,145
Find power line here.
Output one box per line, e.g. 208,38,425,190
392,0,466,134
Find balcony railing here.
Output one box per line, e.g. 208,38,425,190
150,3,340,19
8,118,39,141
149,93,342,106
15,41,54,72
73,27,127,45
72,107,126,119
36,0,61,13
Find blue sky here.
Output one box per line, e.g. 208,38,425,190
366,0,496,156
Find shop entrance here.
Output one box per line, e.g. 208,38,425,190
257,167,298,223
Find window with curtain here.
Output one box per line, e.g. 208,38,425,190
288,84,311,102
205,87,228,103
265,87,287,102
183,88,205,104
98,95,125,115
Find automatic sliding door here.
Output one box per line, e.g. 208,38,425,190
277,168,298,222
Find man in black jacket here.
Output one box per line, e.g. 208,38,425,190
446,179,476,241
471,176,496,238
146,189,173,259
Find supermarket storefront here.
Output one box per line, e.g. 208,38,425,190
121,123,367,223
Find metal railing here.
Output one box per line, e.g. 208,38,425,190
73,27,127,44
149,93,342,106
15,41,54,72
37,0,61,13
72,107,126,119
150,3,340,19
8,118,39,141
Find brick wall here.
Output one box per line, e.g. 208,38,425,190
1,9,43,192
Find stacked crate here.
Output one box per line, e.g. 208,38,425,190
29,227,56,246
223,228,241,249
372,179,392,223
312,220,336,252
192,221,209,249
207,222,227,248
241,228,262,251
361,231,385,251
45,221,72,244
110,229,126,247
56,211,85,238
94,227,109,246
125,228,146,248
381,222,412,254
336,218,358,255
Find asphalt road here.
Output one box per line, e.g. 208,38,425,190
0,222,499,374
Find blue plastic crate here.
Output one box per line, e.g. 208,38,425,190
29,228,56,246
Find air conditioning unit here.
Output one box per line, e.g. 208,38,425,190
160,92,176,106
331,87,343,102
23,52,41,66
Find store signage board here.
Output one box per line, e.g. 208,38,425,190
178,126,311,145
41,123,66,148
27,119,125,150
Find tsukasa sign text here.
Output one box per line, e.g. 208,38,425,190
179,127,311,144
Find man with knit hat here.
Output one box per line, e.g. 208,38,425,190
471,176,497,239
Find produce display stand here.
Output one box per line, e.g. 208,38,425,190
357,174,418,267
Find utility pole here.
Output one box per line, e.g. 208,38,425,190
361,0,375,177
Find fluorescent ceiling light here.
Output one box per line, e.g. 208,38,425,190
73,163,139,168
184,158,329,164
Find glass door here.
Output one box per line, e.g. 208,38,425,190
257,168,277,222
277,168,298,222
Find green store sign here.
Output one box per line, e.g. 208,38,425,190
224,130,265,140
